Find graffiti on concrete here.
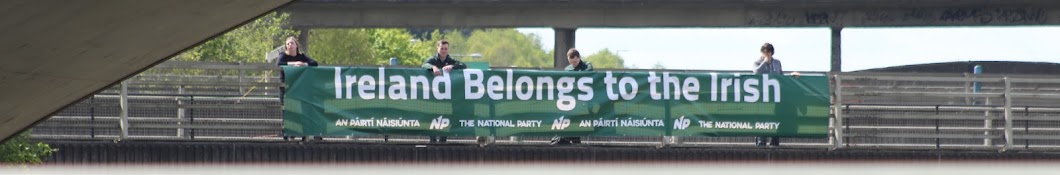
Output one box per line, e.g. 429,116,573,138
748,7,1050,26
748,10,843,26
747,11,799,25
937,7,1046,24
863,10,896,23
805,11,838,25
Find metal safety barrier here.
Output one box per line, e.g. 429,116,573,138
29,61,1060,151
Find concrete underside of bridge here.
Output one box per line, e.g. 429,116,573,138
285,0,1060,28
0,0,292,141
283,0,1060,69
44,141,1060,163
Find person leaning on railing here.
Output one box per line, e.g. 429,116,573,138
552,48,593,145
752,42,799,147
278,36,319,67
421,40,466,144
278,36,319,142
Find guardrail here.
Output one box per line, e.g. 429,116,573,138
29,61,1060,151
836,72,1060,151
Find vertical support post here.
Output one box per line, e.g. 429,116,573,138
983,97,992,146
830,27,842,73
1003,77,1013,151
119,80,130,140
239,62,246,95
964,73,971,104
973,65,988,146
833,74,845,149
829,27,844,149
90,96,96,138
553,28,576,69
177,85,185,138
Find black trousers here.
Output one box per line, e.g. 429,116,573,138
755,136,780,146
429,136,447,143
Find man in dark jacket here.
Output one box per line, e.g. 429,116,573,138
423,40,465,144
564,48,593,71
422,40,466,75
552,48,592,145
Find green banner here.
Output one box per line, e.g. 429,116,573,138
283,67,830,137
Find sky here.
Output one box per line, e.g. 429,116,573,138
515,27,1060,72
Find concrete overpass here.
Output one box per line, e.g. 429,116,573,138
281,0,1060,69
6,0,1060,142
0,0,292,142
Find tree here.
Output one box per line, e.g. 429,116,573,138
651,61,666,69
0,131,53,164
455,29,551,68
308,29,375,65
173,12,300,63
366,29,435,66
309,28,434,66
584,48,627,69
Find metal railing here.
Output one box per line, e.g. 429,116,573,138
29,61,1060,151
835,72,1060,151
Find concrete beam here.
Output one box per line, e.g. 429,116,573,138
284,1,1060,28
0,0,291,141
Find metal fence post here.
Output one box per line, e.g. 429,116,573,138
1002,77,1013,151
90,96,96,138
119,80,130,141
963,73,971,105
984,97,992,146
177,85,185,138
833,74,845,149
239,61,246,95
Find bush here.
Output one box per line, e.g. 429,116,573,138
0,131,54,164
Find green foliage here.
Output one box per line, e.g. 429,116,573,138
367,29,435,66
308,29,375,65
309,28,434,66
459,29,551,68
0,131,53,164
165,14,560,69
584,48,627,69
651,61,666,69
173,12,300,63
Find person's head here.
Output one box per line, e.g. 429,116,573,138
760,42,774,57
285,36,300,54
437,40,450,57
566,48,582,66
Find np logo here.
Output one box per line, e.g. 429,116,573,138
551,116,571,130
673,116,691,130
429,116,450,130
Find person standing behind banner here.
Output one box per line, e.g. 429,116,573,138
277,36,319,142
278,36,319,67
277,36,319,88
552,48,593,145
421,40,467,75
422,40,466,144
752,43,798,147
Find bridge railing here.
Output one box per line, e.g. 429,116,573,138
29,61,1060,151
835,72,1060,151
32,61,284,141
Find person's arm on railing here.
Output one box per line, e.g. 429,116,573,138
449,58,467,70
305,55,319,67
